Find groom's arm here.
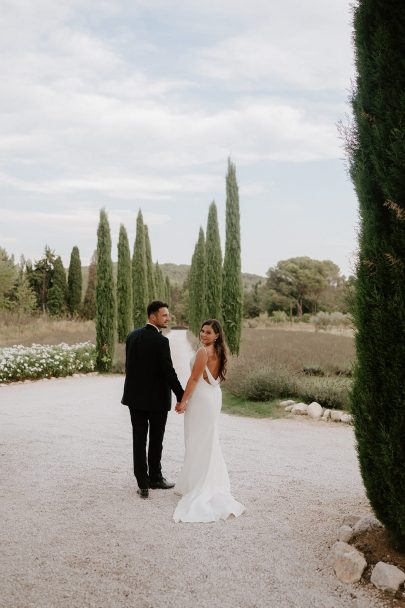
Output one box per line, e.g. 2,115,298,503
158,337,184,402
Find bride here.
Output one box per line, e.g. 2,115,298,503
173,319,245,523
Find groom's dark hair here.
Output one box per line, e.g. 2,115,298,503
147,300,168,316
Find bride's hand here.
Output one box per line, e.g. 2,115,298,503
176,401,187,414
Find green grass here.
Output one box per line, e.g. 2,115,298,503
221,389,287,419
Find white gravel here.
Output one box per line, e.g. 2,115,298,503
0,330,387,608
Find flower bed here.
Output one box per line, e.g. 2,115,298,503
0,342,96,383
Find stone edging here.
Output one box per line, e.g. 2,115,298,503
279,399,352,424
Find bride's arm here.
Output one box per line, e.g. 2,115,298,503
176,348,207,413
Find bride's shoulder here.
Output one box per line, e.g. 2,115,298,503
195,346,208,360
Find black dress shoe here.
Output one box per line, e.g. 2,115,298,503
149,478,175,490
137,488,149,499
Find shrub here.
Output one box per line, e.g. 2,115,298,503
302,365,325,376
237,366,298,402
296,375,352,410
270,311,288,323
0,342,96,382
311,311,352,331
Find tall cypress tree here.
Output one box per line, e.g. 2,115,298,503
188,228,207,335
165,275,171,306
96,210,115,372
82,252,97,320
67,246,82,315
222,158,243,354
188,243,198,334
349,1,405,544
155,261,165,300
205,201,222,320
117,224,132,342
144,224,156,302
47,256,67,317
132,210,148,328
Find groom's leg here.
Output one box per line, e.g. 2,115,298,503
129,408,149,489
148,410,168,481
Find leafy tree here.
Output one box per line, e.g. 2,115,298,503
117,224,132,342
188,228,207,335
82,252,97,320
155,261,165,300
27,246,56,312
222,159,243,354
205,201,222,319
67,246,82,315
165,275,171,306
96,210,115,371
0,248,17,308
132,210,148,328
348,0,405,544
48,256,67,317
144,224,156,302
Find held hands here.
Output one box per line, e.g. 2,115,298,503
175,401,187,414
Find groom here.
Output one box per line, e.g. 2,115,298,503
121,301,184,499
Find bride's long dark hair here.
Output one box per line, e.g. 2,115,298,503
200,319,228,382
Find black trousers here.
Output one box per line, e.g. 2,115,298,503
129,409,168,489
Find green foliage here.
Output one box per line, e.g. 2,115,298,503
0,248,17,308
82,252,97,320
222,158,243,354
205,201,222,319
0,342,96,382
27,246,56,312
67,246,82,315
132,210,147,328
165,275,171,306
48,256,67,317
310,311,352,331
144,225,156,302
270,310,288,323
298,376,351,410
117,225,132,342
96,209,115,371
154,261,165,300
188,228,207,335
348,0,405,543
238,367,299,402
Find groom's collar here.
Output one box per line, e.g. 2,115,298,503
146,322,160,332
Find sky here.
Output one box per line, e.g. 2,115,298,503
0,0,358,277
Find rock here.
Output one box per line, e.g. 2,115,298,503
338,525,354,543
353,515,383,536
291,403,308,415
340,413,353,424
280,400,296,407
342,514,362,528
307,402,323,419
370,562,405,594
331,541,367,584
321,409,331,421
285,405,294,412
330,410,343,422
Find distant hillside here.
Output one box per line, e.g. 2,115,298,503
82,262,265,293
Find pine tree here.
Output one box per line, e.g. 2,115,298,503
349,0,405,544
222,159,243,354
48,256,67,316
155,261,165,300
82,252,97,320
165,275,171,306
144,224,156,302
132,210,148,328
96,210,115,372
117,224,132,342
67,246,82,315
205,201,222,319
188,228,207,335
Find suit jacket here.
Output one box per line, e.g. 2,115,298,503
121,324,184,411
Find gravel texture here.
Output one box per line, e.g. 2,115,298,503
0,330,387,608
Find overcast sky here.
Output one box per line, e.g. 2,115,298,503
0,0,358,277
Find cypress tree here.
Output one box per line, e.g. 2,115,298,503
222,158,243,354
117,224,132,342
144,224,156,301
188,243,198,334
132,210,148,328
96,210,115,372
188,228,207,335
155,261,165,300
349,0,405,544
82,252,97,320
205,201,222,320
47,256,67,317
67,246,82,315
165,275,171,306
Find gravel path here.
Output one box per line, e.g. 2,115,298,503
0,330,387,608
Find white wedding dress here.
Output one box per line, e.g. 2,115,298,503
173,353,245,523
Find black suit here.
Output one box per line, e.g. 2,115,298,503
121,324,184,488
